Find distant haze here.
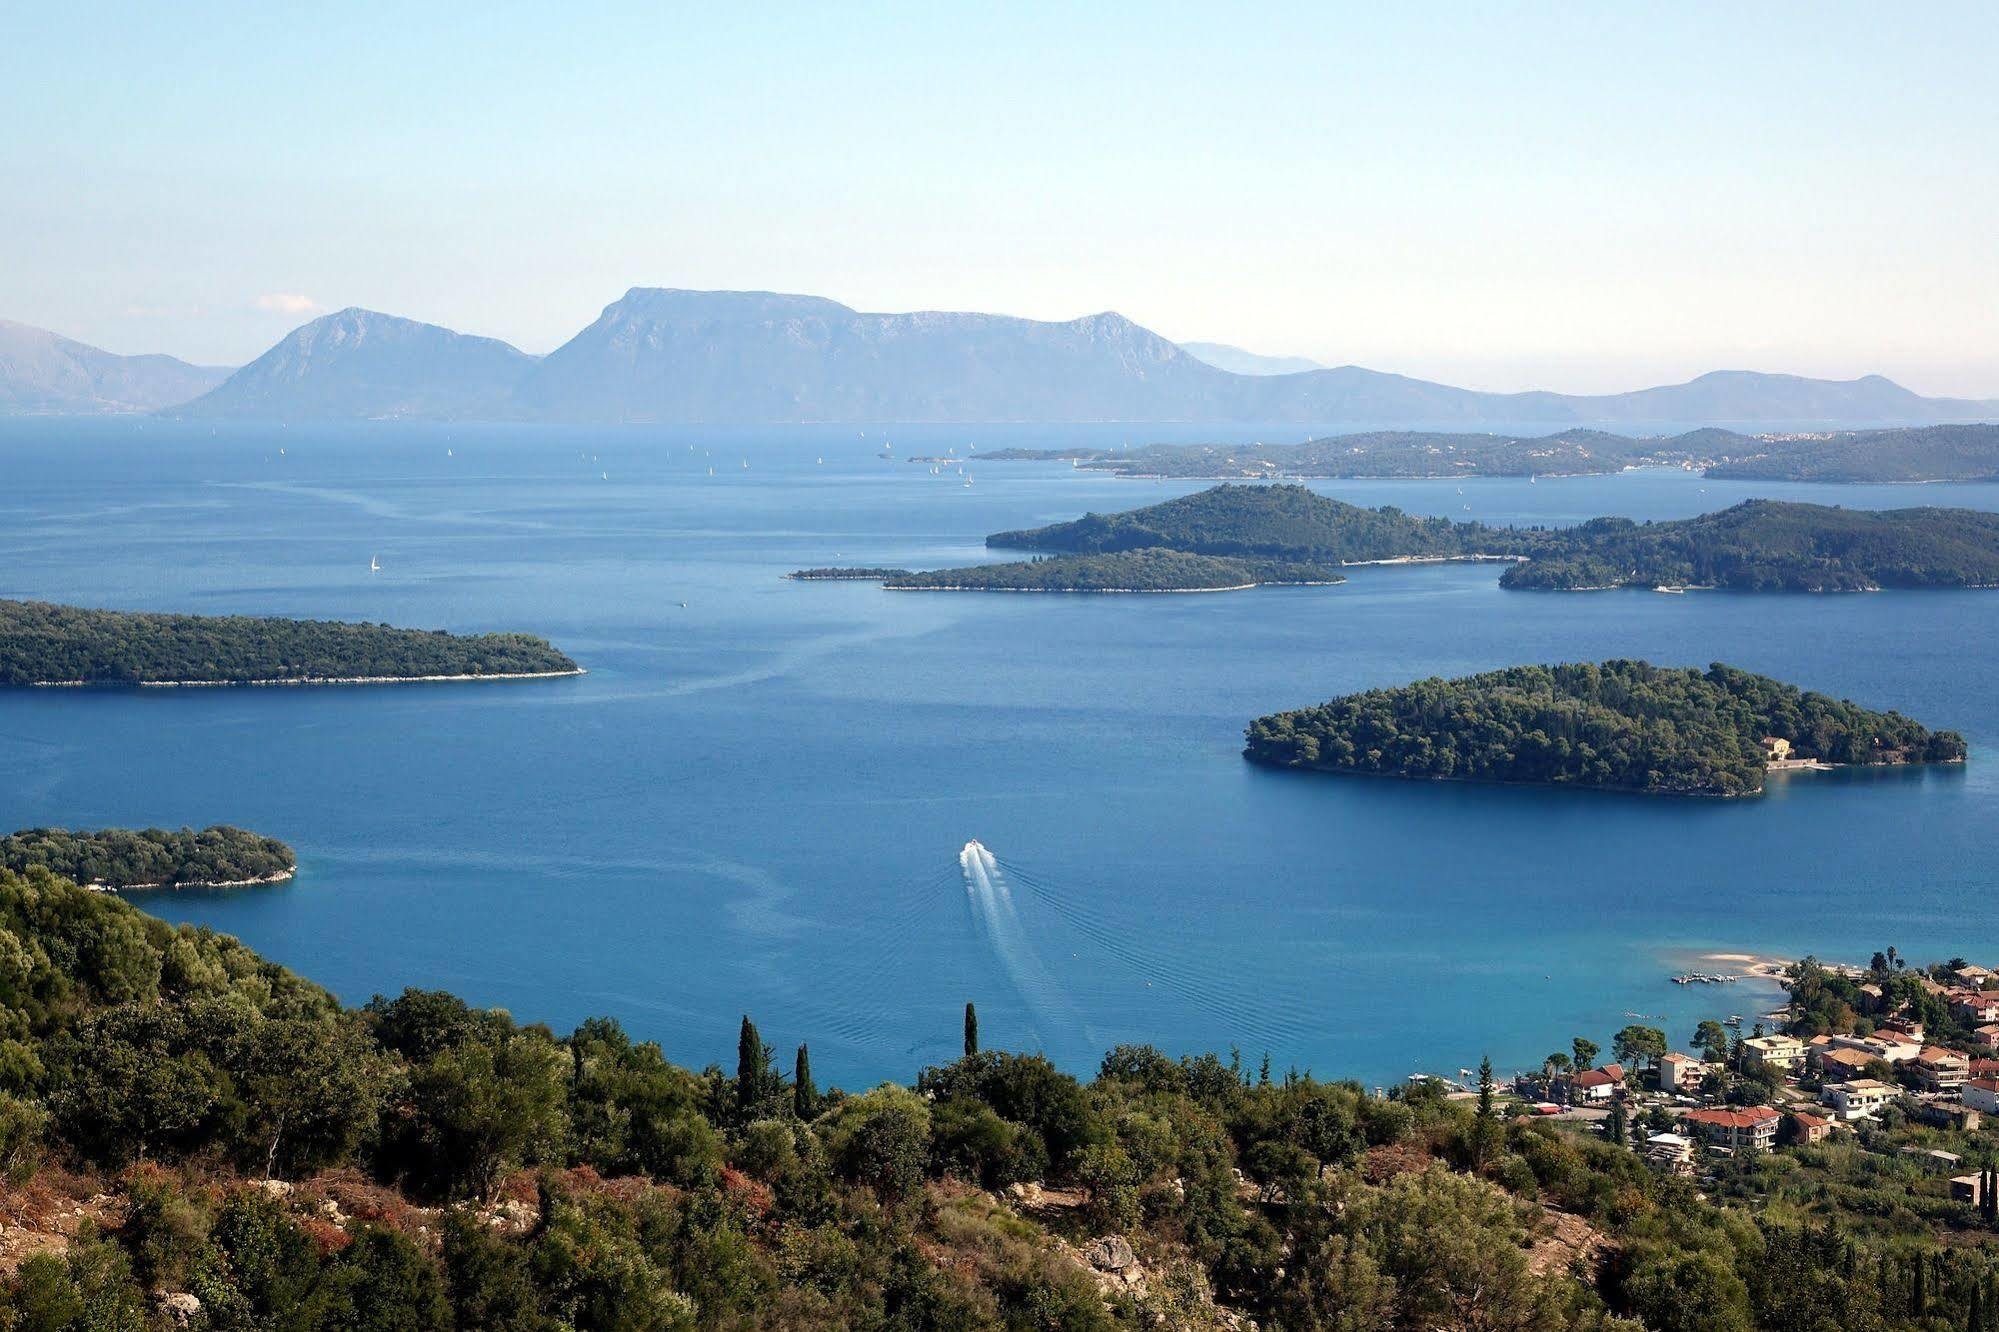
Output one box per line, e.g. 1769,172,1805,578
1,9,1996,395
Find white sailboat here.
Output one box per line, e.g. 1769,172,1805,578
369,554,380,573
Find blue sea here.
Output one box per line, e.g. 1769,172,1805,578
2,419,1994,1090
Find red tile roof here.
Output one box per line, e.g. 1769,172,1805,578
1685,1106,1781,1129
1788,1111,1830,1127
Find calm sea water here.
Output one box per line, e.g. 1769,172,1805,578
2,419,1995,1089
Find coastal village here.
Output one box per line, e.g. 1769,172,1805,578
1471,952,1999,1206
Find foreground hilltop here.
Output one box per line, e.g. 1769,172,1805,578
1245,660,1967,796
155,287,1999,427
2,866,1998,1330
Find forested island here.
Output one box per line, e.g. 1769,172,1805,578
1244,661,1967,796
884,549,1345,592
0,824,295,888
784,567,912,581
987,483,1544,564
1,868,1998,1330
982,422,1999,483
856,486,1999,597
0,599,582,685
1500,500,1999,591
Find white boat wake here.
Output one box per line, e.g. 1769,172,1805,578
961,839,1075,1044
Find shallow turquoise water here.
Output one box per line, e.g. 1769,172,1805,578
1,419,1994,1089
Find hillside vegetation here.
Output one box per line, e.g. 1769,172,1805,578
1243,661,1966,796
0,600,580,685
1708,424,1999,483
0,825,294,888
0,871,1996,1328
1503,501,1999,591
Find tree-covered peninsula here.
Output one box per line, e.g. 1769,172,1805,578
882,549,1344,592
1244,661,1967,796
0,599,581,685
987,482,1543,564
984,423,1999,484
1502,501,1999,591
0,824,295,888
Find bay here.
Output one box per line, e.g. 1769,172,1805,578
2,419,1993,1088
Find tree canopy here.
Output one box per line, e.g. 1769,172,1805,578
0,599,579,685
1244,660,1966,796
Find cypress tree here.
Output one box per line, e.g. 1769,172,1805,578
794,1043,816,1119
737,1015,765,1114
1971,1279,1985,1332
963,1002,978,1058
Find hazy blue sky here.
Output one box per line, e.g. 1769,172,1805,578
5,4,1996,394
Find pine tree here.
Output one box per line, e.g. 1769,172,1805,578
1258,1052,1271,1087
794,1043,816,1119
963,1002,978,1058
1472,1056,1502,1171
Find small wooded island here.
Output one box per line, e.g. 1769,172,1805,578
0,825,296,889
792,485,1999,597
793,550,1343,592
1244,661,1967,796
0,599,581,685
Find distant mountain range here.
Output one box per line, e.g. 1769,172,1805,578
6,289,1997,428
0,319,228,415
1178,341,1328,376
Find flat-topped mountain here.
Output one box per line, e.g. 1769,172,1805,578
172,308,538,420
0,319,229,414
116,287,1999,427
511,288,1230,423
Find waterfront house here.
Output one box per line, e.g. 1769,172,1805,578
1572,1064,1626,1102
1786,1110,1833,1144
1822,1079,1898,1120
1741,1034,1805,1071
1655,1052,1706,1094
1916,1046,1971,1091
1759,737,1792,761
1963,1077,1999,1115
1682,1106,1781,1153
